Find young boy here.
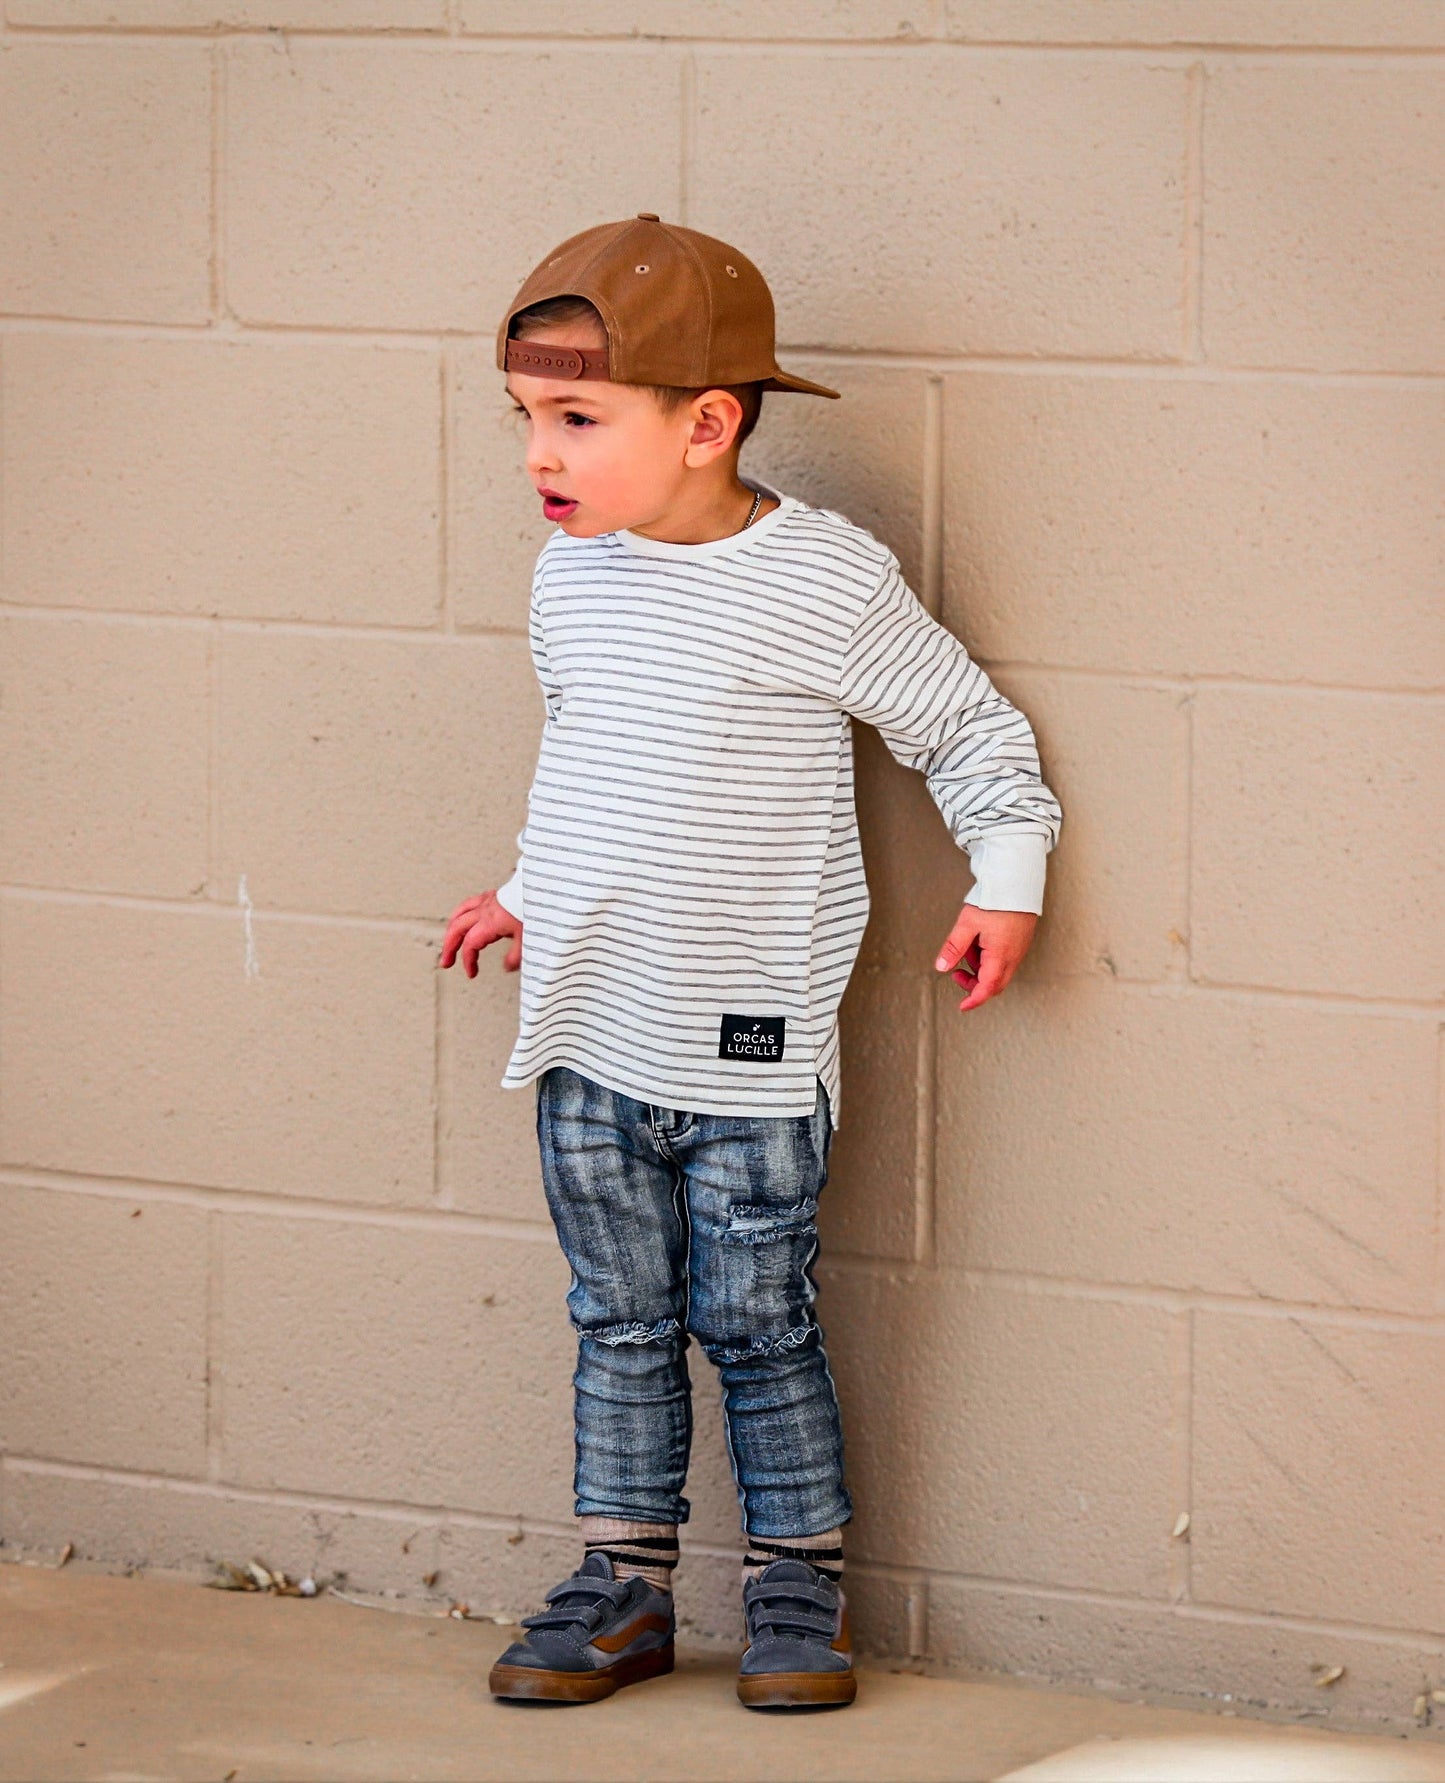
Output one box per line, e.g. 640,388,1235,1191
439,214,1061,1710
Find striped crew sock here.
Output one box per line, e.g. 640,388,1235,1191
578,1515,679,1592
743,1527,844,1586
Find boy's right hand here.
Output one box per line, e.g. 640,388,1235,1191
438,891,522,978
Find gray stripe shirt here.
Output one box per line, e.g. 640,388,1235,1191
495,485,1062,1126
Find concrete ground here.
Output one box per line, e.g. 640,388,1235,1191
3,1562,1444,1783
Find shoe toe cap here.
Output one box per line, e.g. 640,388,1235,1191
740,1637,851,1677
495,1633,591,1673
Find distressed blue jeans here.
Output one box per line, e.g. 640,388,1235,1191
536,1065,852,1541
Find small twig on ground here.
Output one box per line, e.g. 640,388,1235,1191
206,1558,319,1599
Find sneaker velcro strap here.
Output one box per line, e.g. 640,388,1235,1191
520,1608,572,1633
521,1605,606,1636
747,1579,837,1612
752,1605,837,1640
521,1599,625,1637
542,1575,632,1611
520,1574,633,1635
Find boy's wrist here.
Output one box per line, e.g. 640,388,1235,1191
964,832,1048,916
494,869,525,923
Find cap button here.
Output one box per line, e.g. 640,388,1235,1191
636,211,660,222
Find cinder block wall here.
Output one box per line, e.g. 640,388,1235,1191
1,0,1441,1734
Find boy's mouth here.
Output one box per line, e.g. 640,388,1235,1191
538,489,579,522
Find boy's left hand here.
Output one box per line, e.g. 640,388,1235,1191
934,905,1038,1012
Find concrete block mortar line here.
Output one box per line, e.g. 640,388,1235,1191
1172,681,1196,986
1178,975,1444,1019
925,42,1445,63
204,620,220,898
0,882,452,942
214,28,234,328
913,972,937,1266
207,41,222,319
5,16,1444,57
1183,58,1205,364
1168,1306,1194,1606
786,350,1445,387
1436,1021,1445,1315
0,601,515,644
2,19,452,41
310,36,1445,64
679,48,696,225
438,341,453,632
908,1573,930,1659
817,1255,1445,1336
204,1211,224,1483
975,661,1445,701
1014,960,1445,1024
431,944,452,1211
913,1569,1445,1656
920,374,944,619
0,1164,558,1245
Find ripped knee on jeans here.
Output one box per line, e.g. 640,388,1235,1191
584,1316,683,1348
697,1320,818,1367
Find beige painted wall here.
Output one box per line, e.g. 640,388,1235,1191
1,0,1441,1738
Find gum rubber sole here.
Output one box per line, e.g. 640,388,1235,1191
489,1640,674,1703
737,1666,858,1709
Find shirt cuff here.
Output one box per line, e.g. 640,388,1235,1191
494,865,524,923
964,832,1048,915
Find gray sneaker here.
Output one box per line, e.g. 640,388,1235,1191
488,1553,675,1703
737,1559,857,1708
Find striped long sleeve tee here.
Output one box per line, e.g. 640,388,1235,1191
493,483,1062,1128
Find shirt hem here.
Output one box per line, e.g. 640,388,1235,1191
501,1048,829,1120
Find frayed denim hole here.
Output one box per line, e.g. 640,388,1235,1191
721,1198,819,1247
588,1316,682,1347
706,1321,817,1366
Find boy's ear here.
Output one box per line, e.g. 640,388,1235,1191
683,389,745,467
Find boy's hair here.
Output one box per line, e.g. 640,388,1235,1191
510,295,765,447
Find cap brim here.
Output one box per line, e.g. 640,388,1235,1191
761,367,842,399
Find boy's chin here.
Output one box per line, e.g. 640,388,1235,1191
551,496,669,537
557,509,624,538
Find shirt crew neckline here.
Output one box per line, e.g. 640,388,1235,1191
610,479,797,560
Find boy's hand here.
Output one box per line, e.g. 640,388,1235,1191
934,905,1037,1012
438,891,522,978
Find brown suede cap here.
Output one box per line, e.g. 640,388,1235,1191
496,213,840,399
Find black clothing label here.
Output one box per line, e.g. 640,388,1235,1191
719,1014,787,1062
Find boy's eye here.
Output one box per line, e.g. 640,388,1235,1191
510,404,592,427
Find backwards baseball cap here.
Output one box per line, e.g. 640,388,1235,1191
497,213,840,400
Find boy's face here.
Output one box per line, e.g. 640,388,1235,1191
505,319,742,537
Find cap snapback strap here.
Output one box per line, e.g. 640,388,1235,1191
504,340,611,380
